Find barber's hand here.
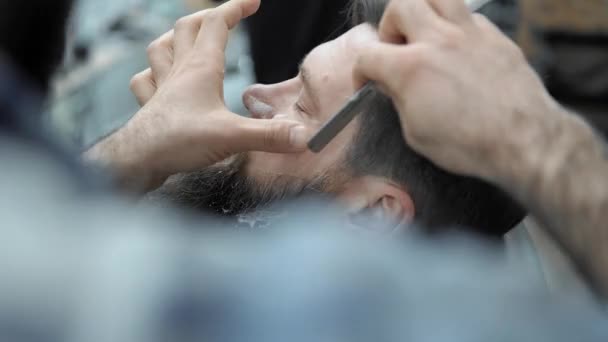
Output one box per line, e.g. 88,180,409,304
354,0,561,181
86,0,311,192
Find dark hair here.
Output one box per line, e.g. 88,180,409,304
346,0,525,236
0,0,74,92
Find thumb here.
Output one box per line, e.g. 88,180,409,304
230,116,313,153
354,41,424,95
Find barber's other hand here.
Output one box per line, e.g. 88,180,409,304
354,0,561,182
87,0,311,192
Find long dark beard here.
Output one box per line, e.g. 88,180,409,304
149,155,330,224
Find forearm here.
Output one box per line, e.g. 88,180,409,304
83,121,165,194
497,103,608,297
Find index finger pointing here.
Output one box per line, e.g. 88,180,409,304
174,0,260,61
216,0,261,31
192,0,261,60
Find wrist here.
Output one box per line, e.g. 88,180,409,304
84,122,166,193
530,111,603,190
490,96,573,195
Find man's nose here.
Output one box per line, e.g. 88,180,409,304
242,84,276,119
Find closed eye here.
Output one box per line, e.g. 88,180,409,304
295,102,306,114
294,101,314,119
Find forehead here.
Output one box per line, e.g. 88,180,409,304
299,24,379,121
302,24,378,69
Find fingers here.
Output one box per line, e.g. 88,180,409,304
354,41,427,96
146,31,173,86
130,69,156,106
231,116,312,153
214,0,261,31
428,0,472,25
134,0,261,105
379,0,474,43
174,0,261,61
378,0,443,43
193,0,261,61
173,15,200,61
471,13,501,34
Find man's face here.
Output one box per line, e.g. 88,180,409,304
242,24,377,187
157,25,382,220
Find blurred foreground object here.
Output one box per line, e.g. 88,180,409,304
1,114,606,340
0,183,607,342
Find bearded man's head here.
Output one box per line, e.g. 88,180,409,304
151,0,525,237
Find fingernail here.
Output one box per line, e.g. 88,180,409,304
289,125,309,148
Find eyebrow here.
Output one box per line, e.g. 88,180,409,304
298,62,321,113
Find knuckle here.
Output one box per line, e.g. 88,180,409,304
130,70,154,91
472,13,488,26
380,4,402,33
472,13,496,32
437,26,465,48
197,9,211,18
264,121,289,148
158,35,172,49
146,42,155,54
175,15,195,31
146,40,161,54
403,45,428,69
129,73,144,89
201,9,221,22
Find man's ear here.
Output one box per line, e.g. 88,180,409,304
337,176,415,233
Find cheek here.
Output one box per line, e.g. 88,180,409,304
246,145,345,181
246,151,324,179
244,122,358,182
